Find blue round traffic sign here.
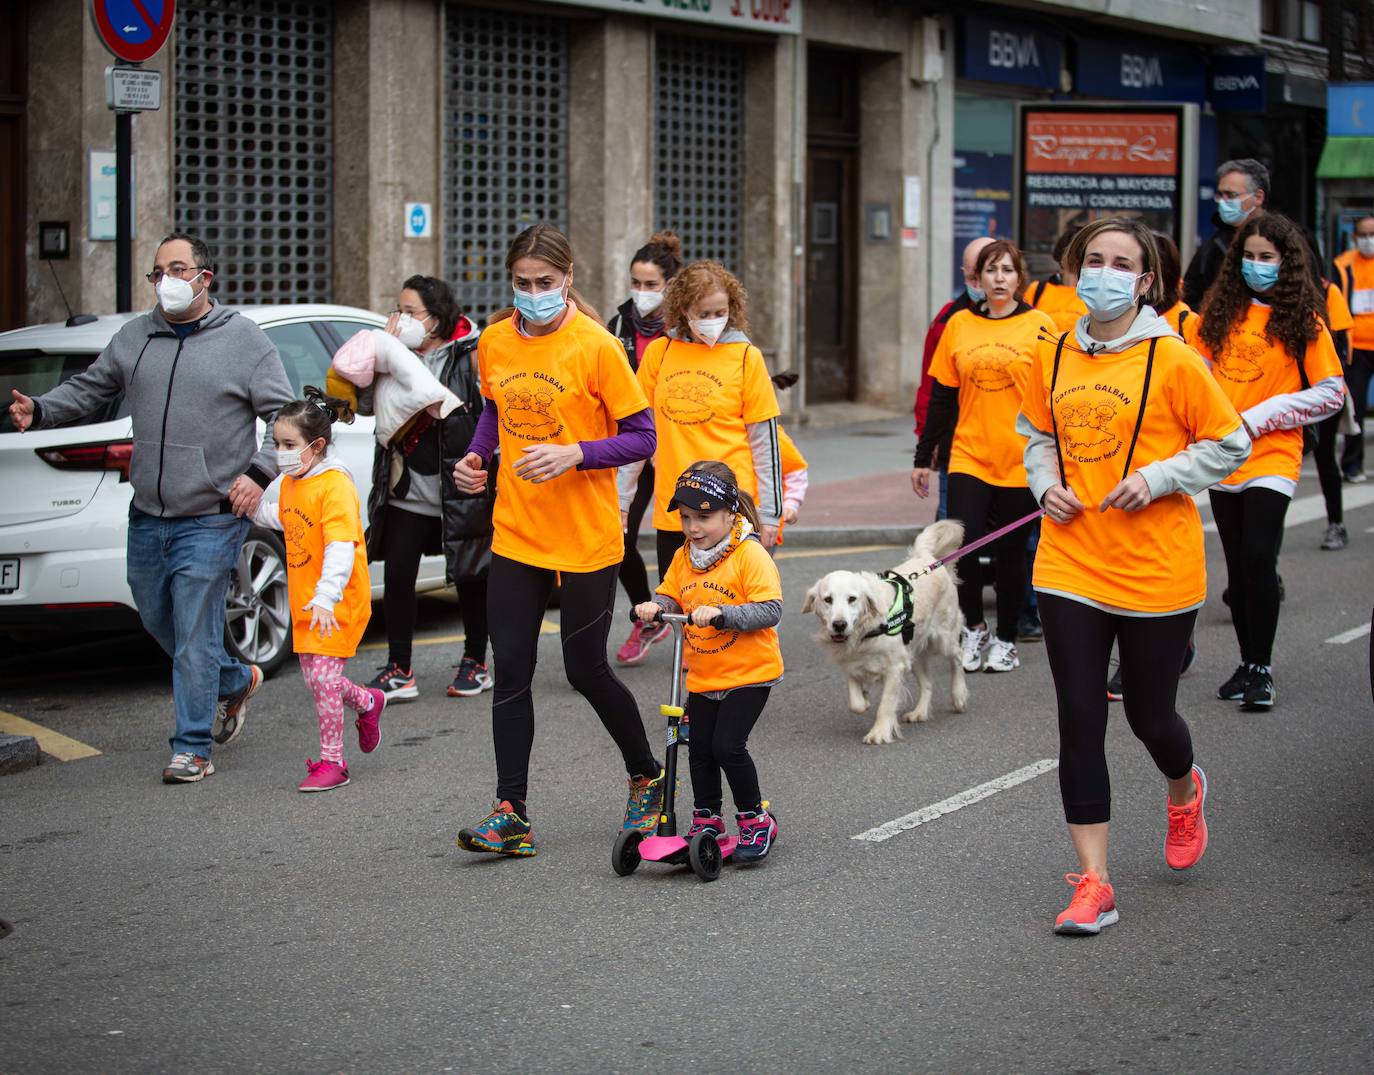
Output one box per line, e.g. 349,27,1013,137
409,205,428,235
89,0,177,64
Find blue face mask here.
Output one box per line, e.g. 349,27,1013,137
1241,258,1281,293
1216,195,1249,227
965,282,986,303
1075,266,1142,322
513,283,567,326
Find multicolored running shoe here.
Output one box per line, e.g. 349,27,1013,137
456,801,536,857
623,769,666,833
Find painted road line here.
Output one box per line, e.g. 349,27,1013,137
852,758,1058,843
0,710,101,762
359,618,560,652
645,543,905,572
1203,484,1374,533
1325,622,1372,645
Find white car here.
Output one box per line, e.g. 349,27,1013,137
0,304,450,676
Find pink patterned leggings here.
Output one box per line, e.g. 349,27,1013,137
298,654,372,764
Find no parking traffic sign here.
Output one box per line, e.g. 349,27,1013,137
88,0,177,64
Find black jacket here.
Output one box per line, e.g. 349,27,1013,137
365,330,494,583
1182,213,1238,311
607,299,651,372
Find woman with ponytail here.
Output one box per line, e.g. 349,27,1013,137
450,224,664,857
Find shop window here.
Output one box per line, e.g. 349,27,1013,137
1300,0,1324,43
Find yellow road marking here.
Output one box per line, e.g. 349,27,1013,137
359,618,561,652
644,543,903,571
0,709,102,762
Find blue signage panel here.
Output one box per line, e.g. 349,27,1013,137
1074,36,1205,103
959,16,1064,91
1328,83,1374,136
951,152,1014,294
1208,55,1266,113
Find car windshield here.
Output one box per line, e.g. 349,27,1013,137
0,350,128,434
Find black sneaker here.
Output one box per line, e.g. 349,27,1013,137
1018,611,1043,642
1217,663,1254,701
1241,667,1276,710
366,662,418,700
447,657,493,698
1106,666,1124,702
1321,523,1349,550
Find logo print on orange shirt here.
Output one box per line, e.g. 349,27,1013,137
1214,338,1266,383
500,380,564,442
1058,399,1123,464
679,580,740,655
967,345,1017,392
661,372,717,425
283,507,314,569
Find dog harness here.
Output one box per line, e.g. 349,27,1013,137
863,570,915,645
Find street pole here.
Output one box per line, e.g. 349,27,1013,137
115,106,132,313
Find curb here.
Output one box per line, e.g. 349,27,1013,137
0,733,40,776
638,524,920,551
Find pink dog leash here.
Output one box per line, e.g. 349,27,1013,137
906,508,1046,579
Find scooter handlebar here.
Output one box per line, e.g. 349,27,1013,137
627,608,690,625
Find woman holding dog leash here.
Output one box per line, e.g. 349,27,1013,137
912,239,1055,675
1018,217,1251,936
448,224,665,857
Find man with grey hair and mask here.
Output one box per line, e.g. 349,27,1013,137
1182,158,1268,309
7,232,295,783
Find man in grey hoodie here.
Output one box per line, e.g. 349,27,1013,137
7,233,295,783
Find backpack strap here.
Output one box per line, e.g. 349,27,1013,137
1048,331,1071,487
1031,280,1048,306
1120,338,1158,482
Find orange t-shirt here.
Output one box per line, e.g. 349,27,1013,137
775,425,807,544
928,305,1056,487
1158,300,1196,338
1032,280,1087,333
1333,248,1374,349
1326,281,1354,334
1021,333,1242,614
658,536,784,693
637,337,781,531
1191,304,1343,487
278,468,372,657
478,309,649,572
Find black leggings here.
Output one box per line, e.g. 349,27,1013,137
381,506,487,668
687,686,769,815
655,528,687,584
1039,593,1196,826
1341,348,1372,476
1209,487,1289,667
619,464,655,605
487,554,658,812
1313,411,1344,525
945,473,1037,642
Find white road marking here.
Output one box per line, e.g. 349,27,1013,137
851,758,1058,843
1325,622,1372,645
1202,484,1374,533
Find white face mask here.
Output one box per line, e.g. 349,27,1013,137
1357,236,1374,258
690,316,728,347
631,289,664,317
396,313,429,350
276,448,305,476
157,271,206,316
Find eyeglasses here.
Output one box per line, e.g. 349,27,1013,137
145,264,206,284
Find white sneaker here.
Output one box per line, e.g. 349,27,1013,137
983,638,1020,673
960,624,990,672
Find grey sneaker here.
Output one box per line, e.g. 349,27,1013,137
1320,523,1348,551
213,663,262,745
162,752,214,784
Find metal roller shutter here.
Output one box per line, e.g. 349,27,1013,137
444,6,569,321
654,35,744,271
175,0,334,304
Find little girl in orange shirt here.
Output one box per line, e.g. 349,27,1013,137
254,388,385,792
634,460,783,862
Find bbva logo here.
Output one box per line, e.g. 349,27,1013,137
1214,74,1260,92
989,31,1039,70
1120,53,1164,89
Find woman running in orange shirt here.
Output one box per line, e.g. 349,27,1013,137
912,239,1054,674
1019,217,1250,935
1194,213,1345,710
449,225,664,857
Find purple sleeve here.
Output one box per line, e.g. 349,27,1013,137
468,401,500,463
578,408,656,471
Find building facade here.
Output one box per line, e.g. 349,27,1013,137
5,0,1301,417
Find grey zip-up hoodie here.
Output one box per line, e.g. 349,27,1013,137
32,302,295,518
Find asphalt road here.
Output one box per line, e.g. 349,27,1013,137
2,493,1372,1074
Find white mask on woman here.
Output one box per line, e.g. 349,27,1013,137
396,313,429,350
690,316,728,347
631,290,664,317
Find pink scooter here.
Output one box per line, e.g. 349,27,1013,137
612,611,736,882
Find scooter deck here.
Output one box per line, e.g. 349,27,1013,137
640,834,738,863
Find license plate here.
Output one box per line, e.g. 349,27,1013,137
0,558,16,595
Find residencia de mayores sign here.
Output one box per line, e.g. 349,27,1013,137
540,0,802,34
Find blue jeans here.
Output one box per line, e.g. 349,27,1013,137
936,469,949,521
127,507,251,758
1024,518,1041,614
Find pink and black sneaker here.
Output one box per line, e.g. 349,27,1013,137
734,806,778,862
687,809,726,838
355,687,386,753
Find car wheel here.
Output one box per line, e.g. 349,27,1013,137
224,527,293,678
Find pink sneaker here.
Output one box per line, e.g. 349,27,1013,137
298,758,350,793
355,687,386,753
616,620,670,665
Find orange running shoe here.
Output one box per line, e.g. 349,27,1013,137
1165,764,1209,870
1054,871,1118,935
